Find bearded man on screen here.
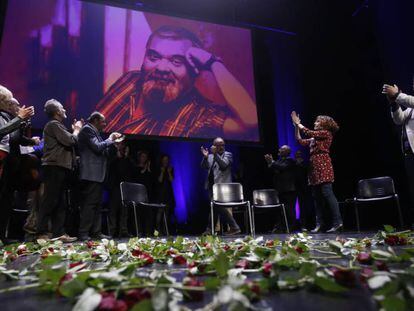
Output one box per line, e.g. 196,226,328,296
97,25,258,140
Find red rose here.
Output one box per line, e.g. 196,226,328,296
173,255,187,265
91,252,99,258
235,259,250,269
375,261,389,271
295,246,304,254
166,249,177,256
223,244,230,251
384,235,398,246
131,249,143,257
69,261,83,269
265,240,274,247
331,267,356,287
356,252,373,265
86,241,95,248
262,262,273,276
123,289,151,308
48,247,54,252
183,277,204,301
17,246,27,255
139,253,154,265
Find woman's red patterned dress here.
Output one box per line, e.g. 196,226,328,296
297,127,334,186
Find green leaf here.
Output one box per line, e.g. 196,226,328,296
59,278,87,298
299,262,317,277
380,296,406,311
254,247,271,259
130,299,153,311
374,280,400,296
383,225,395,233
38,268,66,292
204,277,221,290
314,277,347,293
41,255,63,266
213,252,230,278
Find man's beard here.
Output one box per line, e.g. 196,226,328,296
141,70,189,106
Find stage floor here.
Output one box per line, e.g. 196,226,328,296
0,232,412,311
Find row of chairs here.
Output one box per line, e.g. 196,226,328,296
4,176,405,238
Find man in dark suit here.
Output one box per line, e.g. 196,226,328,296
201,137,241,235
77,112,121,240
265,145,298,231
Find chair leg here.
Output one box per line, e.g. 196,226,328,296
5,216,11,239
163,209,169,236
106,214,110,236
132,204,139,237
395,195,404,229
281,205,289,233
251,205,256,236
247,201,254,237
354,201,360,233
210,202,215,235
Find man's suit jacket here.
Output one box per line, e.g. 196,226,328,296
268,157,297,193
78,123,113,183
201,151,233,189
392,93,414,153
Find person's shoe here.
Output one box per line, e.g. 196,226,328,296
119,232,133,238
1,238,20,245
202,229,213,236
36,234,51,241
91,233,112,240
78,235,91,241
326,223,343,233
56,234,77,243
310,225,322,233
224,228,241,236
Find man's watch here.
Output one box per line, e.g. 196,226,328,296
202,55,223,71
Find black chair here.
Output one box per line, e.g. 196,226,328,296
211,183,253,236
252,189,290,234
119,182,169,236
5,191,31,238
353,176,403,232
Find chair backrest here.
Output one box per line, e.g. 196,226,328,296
213,183,244,202
120,182,148,204
252,189,280,206
357,176,396,199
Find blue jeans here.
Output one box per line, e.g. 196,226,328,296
311,183,343,227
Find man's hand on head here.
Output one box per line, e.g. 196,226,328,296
185,47,213,74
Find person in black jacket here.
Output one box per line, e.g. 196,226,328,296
264,145,298,231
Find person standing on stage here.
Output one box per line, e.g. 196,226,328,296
78,111,122,241
291,111,343,233
36,99,80,242
294,150,312,230
264,145,298,231
383,82,414,228
201,137,241,235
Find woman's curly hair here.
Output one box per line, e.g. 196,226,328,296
317,115,339,133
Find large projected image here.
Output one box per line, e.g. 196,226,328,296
0,0,259,141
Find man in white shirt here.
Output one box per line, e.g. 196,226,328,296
383,82,414,228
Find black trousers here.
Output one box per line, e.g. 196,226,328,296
404,154,414,225
279,191,298,230
79,180,103,237
37,166,70,237
108,187,128,235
